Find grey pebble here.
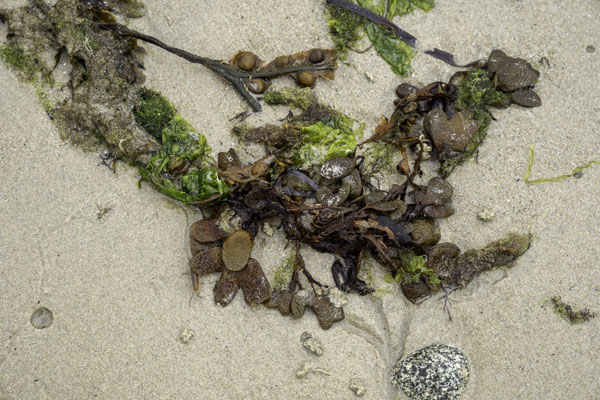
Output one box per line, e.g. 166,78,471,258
391,343,469,400
30,307,53,329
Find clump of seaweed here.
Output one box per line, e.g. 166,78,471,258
183,87,533,326
544,296,596,325
364,50,541,177
0,0,156,160
133,88,229,205
235,88,363,172
326,0,433,76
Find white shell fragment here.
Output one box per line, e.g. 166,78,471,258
295,360,331,379
179,327,195,344
477,208,495,222
349,377,366,397
302,336,323,356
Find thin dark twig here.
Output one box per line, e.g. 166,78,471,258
98,23,335,112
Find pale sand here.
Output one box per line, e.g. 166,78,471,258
1,0,599,399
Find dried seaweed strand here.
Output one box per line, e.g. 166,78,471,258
524,145,600,184
99,24,334,112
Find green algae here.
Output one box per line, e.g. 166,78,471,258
263,87,316,110
261,89,363,169
524,145,600,184
441,69,511,175
135,88,229,205
133,88,177,141
326,3,363,60
295,118,361,167
400,251,440,285
0,41,44,81
455,69,511,114
272,252,295,290
327,0,434,76
545,296,596,325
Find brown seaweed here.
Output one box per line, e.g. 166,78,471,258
99,24,337,112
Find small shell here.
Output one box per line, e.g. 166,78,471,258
320,157,355,180
303,337,324,356
179,328,195,344
349,378,366,397
221,229,254,271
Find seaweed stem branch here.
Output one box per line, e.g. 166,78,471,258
98,23,334,112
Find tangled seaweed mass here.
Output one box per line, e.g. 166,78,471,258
0,0,540,330
186,48,538,328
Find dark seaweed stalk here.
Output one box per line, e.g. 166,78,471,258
98,24,335,112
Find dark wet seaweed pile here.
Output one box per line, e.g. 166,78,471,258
188,50,539,327
1,0,541,330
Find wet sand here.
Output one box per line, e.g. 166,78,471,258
1,0,599,398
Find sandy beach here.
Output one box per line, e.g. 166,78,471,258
1,0,599,399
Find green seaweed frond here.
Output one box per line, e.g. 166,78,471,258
133,88,177,140
455,69,511,116
326,3,363,60
326,0,434,76
400,251,440,285
263,88,316,110
295,115,362,166
135,88,228,205
524,145,600,184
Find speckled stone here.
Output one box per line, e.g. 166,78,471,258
391,343,469,400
